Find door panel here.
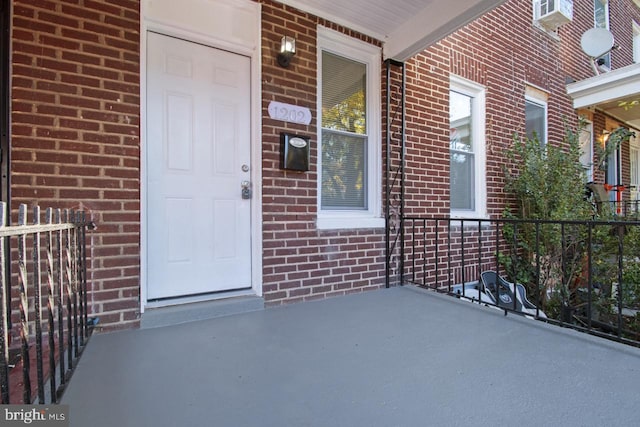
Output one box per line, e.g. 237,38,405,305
147,32,252,300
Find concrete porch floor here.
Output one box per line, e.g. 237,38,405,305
61,286,640,427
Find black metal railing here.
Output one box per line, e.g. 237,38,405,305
0,203,95,404
596,200,640,219
403,216,640,347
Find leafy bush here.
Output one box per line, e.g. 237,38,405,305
501,125,593,306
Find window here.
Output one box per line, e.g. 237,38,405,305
525,97,547,146
579,121,594,182
594,0,611,69
633,21,640,64
606,141,621,202
630,133,640,209
449,76,486,218
317,27,382,229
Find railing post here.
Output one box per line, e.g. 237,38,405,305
435,219,439,289
0,202,8,403
535,221,541,318
81,212,89,341
587,222,593,332
616,224,624,338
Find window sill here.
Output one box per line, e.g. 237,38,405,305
316,214,385,230
450,210,489,221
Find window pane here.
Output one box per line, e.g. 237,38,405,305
579,123,593,182
321,130,367,209
450,152,475,210
594,0,607,28
594,0,611,67
450,91,472,152
322,51,366,134
450,90,475,211
525,100,545,145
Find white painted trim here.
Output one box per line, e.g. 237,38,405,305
316,27,383,230
277,0,507,61
633,20,640,64
449,75,488,220
579,120,595,183
383,0,507,61
276,0,386,41
566,63,640,109
140,0,262,312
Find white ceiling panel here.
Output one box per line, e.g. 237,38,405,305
277,0,506,61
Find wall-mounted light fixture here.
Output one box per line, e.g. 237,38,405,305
277,36,296,67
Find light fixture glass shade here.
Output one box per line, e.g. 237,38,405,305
281,36,295,54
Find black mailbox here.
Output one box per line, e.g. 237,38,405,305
281,133,310,172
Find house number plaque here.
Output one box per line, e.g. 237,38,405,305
268,101,312,125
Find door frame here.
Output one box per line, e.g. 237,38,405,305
140,4,262,312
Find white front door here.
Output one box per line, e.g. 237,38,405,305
146,32,252,300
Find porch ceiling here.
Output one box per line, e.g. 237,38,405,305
276,0,507,61
566,63,640,130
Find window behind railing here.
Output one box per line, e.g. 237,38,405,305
0,203,95,404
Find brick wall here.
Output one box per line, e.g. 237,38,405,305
402,0,640,218
10,0,141,330
260,0,386,305
6,0,638,329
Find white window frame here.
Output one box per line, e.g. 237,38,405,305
316,26,382,230
525,95,548,147
449,75,487,219
579,120,594,182
594,0,611,70
630,133,640,207
633,21,640,64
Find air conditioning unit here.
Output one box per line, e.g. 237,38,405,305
533,0,573,30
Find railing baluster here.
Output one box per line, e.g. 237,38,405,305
63,210,73,374
17,204,31,403
71,210,79,358
32,206,45,403
56,209,66,386
80,212,88,341
0,202,8,403
45,208,57,403
460,220,466,297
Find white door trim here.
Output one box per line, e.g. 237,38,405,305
140,1,262,312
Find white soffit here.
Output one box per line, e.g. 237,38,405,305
566,63,640,129
276,0,506,61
